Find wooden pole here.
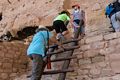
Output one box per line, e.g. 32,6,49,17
58,24,83,80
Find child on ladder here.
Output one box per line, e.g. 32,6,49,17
71,4,85,37
52,10,71,40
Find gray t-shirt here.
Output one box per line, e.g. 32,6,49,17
72,10,85,20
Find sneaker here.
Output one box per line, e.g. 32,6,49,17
56,33,64,40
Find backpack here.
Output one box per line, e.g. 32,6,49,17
105,4,114,16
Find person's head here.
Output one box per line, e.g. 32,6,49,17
59,10,70,17
72,4,80,10
36,25,54,33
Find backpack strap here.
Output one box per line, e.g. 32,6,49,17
46,30,49,55
40,29,49,57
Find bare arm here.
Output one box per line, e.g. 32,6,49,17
49,33,63,48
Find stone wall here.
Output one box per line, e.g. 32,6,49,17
0,0,64,37
65,0,120,80
0,41,29,80
66,32,120,80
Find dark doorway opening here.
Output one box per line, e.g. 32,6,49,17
17,26,38,40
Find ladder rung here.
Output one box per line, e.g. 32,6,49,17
26,69,74,78
43,69,74,75
62,38,81,44
50,56,77,62
47,45,80,56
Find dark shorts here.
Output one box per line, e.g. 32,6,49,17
74,19,80,25
74,19,84,26
53,20,67,33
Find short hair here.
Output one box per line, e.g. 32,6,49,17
72,4,80,9
59,10,70,17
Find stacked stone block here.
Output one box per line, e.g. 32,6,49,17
0,42,28,80
66,32,120,80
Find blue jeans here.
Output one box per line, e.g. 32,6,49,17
73,20,85,34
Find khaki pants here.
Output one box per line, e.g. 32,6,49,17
29,54,45,80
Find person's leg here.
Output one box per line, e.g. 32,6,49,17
73,20,80,32
110,14,119,32
31,54,44,80
60,21,68,36
116,11,120,21
73,20,84,38
71,20,79,38
118,21,120,32
115,11,120,32
115,21,120,32
53,21,61,34
53,20,64,40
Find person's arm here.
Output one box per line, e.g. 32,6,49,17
66,14,74,28
49,32,64,48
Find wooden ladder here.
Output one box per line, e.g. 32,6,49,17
42,27,83,80
27,26,83,80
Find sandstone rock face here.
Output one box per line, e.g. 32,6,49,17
92,3,101,11
0,0,64,37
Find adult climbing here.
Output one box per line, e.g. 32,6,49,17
27,25,60,80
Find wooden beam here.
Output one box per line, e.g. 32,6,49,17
58,24,84,80
43,69,74,75
50,56,77,62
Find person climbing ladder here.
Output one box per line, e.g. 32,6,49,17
52,10,71,40
27,25,62,80
71,4,85,37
